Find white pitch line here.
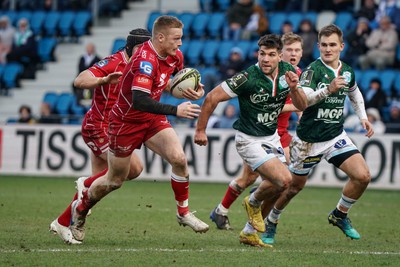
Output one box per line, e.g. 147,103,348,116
1,248,399,255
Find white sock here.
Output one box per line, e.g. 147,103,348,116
243,222,256,234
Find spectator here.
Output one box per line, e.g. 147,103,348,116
364,78,387,113
73,43,101,107
37,102,61,124
17,105,36,124
385,101,400,133
7,18,39,75
345,17,371,69
280,20,293,34
241,4,269,40
344,108,385,134
358,16,398,70
0,16,15,63
203,47,245,93
298,19,317,68
374,0,400,32
355,0,377,21
223,0,254,40
219,103,238,128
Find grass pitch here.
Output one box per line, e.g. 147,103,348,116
0,175,399,267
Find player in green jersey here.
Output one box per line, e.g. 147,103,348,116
262,24,374,244
194,34,308,247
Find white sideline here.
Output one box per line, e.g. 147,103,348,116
1,248,399,255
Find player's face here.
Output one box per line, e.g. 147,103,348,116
318,34,344,67
160,27,183,57
281,41,302,67
258,46,281,76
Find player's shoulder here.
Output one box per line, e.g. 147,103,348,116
280,61,295,72
93,51,123,69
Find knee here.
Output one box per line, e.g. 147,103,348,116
126,163,143,181
354,170,371,186
168,151,187,169
286,182,304,198
276,173,292,192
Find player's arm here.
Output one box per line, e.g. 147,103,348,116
132,90,200,119
348,86,374,138
303,75,348,106
194,85,231,146
281,103,300,113
74,69,123,89
285,71,307,111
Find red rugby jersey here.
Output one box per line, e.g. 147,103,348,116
84,51,129,126
112,40,184,122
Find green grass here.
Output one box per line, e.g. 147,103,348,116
0,175,399,267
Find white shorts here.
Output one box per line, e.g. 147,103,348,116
289,131,358,175
235,130,286,171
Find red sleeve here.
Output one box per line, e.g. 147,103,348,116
131,48,157,94
88,54,120,78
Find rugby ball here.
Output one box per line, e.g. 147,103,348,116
170,68,201,99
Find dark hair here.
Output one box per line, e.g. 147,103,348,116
19,105,31,114
125,28,151,57
318,24,343,43
258,34,283,52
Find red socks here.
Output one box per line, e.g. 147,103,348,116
170,173,189,216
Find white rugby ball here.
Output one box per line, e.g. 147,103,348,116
170,68,201,99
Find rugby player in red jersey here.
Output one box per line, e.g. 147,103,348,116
49,28,152,244
69,16,209,243
208,32,304,231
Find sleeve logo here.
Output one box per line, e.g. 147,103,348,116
300,70,313,86
139,61,153,75
96,60,108,68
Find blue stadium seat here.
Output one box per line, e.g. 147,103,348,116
16,10,32,25
2,63,23,89
302,11,318,26
247,42,259,61
55,92,74,115
38,37,57,62
147,11,161,32
380,70,396,96
334,12,353,32
111,38,126,54
235,40,251,60
3,10,17,26
44,11,61,36
179,40,189,59
43,92,59,112
393,72,400,96
217,40,235,64
191,12,210,39
396,44,400,63
359,70,380,93
186,40,204,66
269,12,286,34
312,43,319,59
30,11,46,35
201,40,219,66
73,11,92,37
207,12,225,39
215,0,231,11
58,11,75,37
71,95,86,115
179,12,194,38
287,12,303,32
353,69,362,86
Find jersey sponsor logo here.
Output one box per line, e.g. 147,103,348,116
96,60,108,68
135,75,151,86
257,111,280,126
168,61,177,67
342,71,351,83
316,108,343,123
226,73,247,90
334,139,347,148
250,93,269,104
303,154,323,169
141,50,147,58
139,61,153,75
300,70,313,86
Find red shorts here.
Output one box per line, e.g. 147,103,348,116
278,130,292,148
81,116,109,156
108,114,172,157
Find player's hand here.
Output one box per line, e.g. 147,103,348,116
194,130,208,146
176,101,201,119
285,71,299,89
183,83,205,100
361,119,374,138
328,76,348,94
105,71,123,84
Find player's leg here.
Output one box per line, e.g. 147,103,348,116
211,162,259,230
328,152,371,240
145,127,209,233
